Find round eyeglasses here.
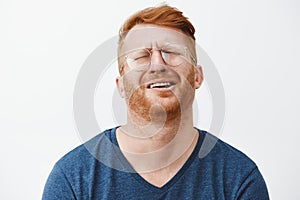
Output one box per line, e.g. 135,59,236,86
123,44,196,71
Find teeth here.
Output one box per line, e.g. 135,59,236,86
150,82,171,89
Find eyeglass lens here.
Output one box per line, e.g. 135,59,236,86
125,45,191,69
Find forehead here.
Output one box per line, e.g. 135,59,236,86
120,24,194,53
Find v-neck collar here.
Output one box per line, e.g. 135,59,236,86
109,127,204,193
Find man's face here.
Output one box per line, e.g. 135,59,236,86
116,24,203,123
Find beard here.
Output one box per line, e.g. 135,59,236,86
124,67,196,124
128,86,181,123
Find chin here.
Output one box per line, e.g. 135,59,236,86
128,90,180,121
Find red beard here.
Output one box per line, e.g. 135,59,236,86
128,85,180,122
125,67,195,123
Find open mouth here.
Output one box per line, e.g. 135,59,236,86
147,82,175,89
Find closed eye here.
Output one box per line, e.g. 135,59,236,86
162,49,181,56
134,55,149,60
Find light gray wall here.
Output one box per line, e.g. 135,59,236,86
0,0,299,199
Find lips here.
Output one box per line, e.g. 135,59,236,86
146,81,176,89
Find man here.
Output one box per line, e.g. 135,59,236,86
43,5,269,199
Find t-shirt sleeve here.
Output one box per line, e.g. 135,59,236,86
42,163,76,200
236,167,269,200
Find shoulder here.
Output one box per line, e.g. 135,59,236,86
54,127,117,172
197,130,259,185
43,128,118,199
196,130,269,198
199,130,256,168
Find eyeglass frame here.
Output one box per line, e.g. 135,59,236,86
120,44,197,73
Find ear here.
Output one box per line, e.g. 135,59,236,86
194,65,204,89
116,76,125,98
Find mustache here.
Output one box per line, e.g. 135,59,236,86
142,74,179,85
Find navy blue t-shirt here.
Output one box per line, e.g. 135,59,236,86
42,128,269,199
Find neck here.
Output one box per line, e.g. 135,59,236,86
116,106,198,173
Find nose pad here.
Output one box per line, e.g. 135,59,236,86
149,50,167,73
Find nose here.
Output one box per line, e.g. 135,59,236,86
149,50,166,73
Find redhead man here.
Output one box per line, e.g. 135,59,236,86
43,5,269,199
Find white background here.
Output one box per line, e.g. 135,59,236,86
1,0,299,199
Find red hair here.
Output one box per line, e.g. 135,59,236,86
118,4,196,74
